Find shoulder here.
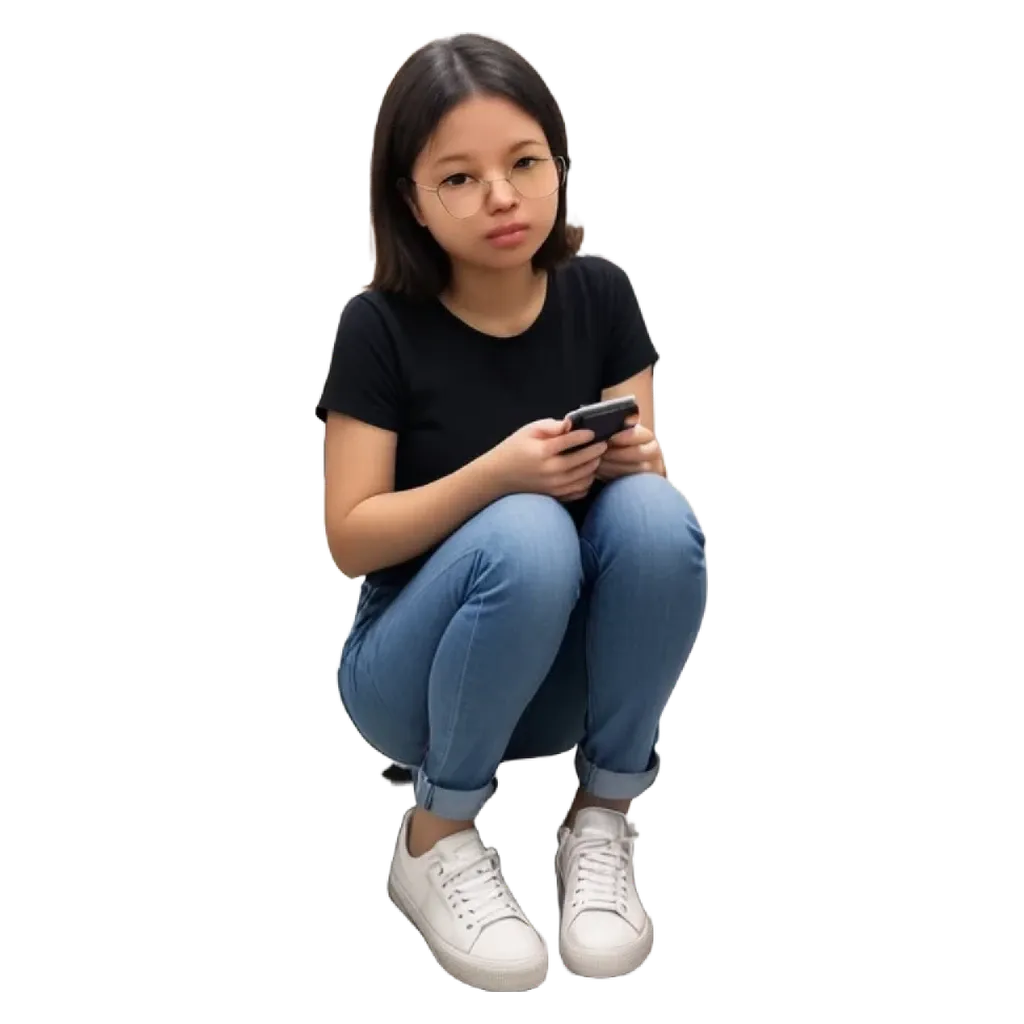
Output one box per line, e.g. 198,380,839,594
322,292,409,388
558,254,637,299
337,289,396,333
330,291,379,343
561,252,627,280
555,255,643,324
334,288,425,350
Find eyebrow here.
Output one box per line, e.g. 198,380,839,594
433,139,546,167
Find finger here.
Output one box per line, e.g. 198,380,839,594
558,486,591,501
561,428,598,452
565,442,602,468
618,439,659,458
607,453,652,469
600,447,643,465
564,458,602,486
609,423,655,447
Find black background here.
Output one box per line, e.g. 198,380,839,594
323,29,1019,991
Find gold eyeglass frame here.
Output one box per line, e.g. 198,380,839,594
401,155,568,219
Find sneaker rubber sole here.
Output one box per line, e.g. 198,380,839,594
387,872,548,992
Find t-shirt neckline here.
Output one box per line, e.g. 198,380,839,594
434,269,554,341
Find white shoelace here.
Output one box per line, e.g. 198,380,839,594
439,848,524,932
568,827,639,914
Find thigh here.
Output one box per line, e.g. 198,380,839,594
340,493,583,766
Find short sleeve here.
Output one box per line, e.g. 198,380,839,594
315,294,404,431
597,259,660,389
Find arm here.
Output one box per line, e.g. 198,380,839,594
331,471,501,579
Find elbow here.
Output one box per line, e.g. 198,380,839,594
329,542,363,580
326,522,362,580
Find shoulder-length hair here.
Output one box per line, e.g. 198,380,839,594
368,34,583,298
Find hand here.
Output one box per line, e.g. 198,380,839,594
595,414,664,481
483,418,608,502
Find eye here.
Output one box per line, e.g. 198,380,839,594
513,156,541,170
440,173,475,188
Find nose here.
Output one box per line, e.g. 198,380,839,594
485,176,520,212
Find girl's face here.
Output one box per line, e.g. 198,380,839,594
408,94,561,274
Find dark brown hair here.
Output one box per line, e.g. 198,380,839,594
368,34,583,298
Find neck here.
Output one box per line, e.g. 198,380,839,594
444,261,543,318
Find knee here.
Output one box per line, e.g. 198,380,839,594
593,475,706,577
474,494,583,605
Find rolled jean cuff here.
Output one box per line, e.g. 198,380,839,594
575,747,660,801
414,767,497,820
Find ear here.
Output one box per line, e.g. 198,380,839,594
398,178,427,227
406,196,427,228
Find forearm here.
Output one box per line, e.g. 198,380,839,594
329,454,504,578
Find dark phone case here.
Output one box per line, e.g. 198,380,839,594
563,400,639,454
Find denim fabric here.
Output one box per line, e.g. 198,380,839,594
338,474,707,819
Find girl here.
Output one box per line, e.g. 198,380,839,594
316,34,707,991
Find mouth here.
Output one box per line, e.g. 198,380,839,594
485,222,530,240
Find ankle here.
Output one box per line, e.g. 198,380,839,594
407,808,474,858
562,789,631,831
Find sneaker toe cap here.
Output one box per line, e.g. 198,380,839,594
471,919,545,961
567,909,638,949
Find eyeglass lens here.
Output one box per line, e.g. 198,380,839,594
437,157,564,218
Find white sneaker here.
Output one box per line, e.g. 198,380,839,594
387,808,548,991
555,807,654,978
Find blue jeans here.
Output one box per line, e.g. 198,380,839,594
338,474,708,820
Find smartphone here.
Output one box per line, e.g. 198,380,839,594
562,395,639,453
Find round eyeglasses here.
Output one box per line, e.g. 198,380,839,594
404,155,567,220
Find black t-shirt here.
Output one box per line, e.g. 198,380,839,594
315,254,659,588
